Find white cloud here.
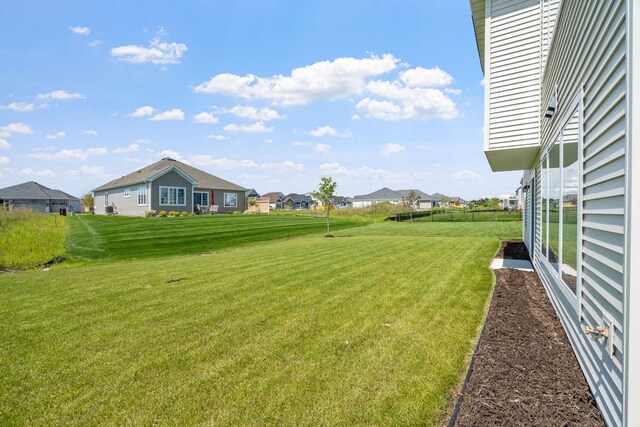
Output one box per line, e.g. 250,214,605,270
223,122,273,133
451,169,482,180
354,166,407,181
129,106,155,117
226,105,285,121
187,155,257,169
309,125,352,138
444,88,463,95
351,114,360,120
314,143,331,153
194,54,400,105
46,131,65,140
380,142,406,155
3,102,35,112
68,165,104,176
319,162,349,175
29,147,108,161
260,160,305,171
69,26,91,36
0,156,10,165
134,138,152,144
399,66,453,87
82,130,98,136
111,33,188,65
114,143,140,154
154,149,186,162
37,90,85,100
265,138,273,144
150,109,185,121
193,112,219,124
0,122,34,138
206,134,229,141
357,79,459,121
88,40,102,48
413,172,433,181
0,139,10,150
292,141,309,147
15,168,57,178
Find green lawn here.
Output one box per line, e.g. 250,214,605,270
66,214,364,263
0,209,66,270
0,220,518,425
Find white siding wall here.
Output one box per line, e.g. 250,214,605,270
94,184,149,216
530,1,629,425
487,0,541,151
540,0,560,72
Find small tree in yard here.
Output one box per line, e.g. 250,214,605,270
81,192,94,212
248,198,258,214
313,177,337,237
404,191,418,222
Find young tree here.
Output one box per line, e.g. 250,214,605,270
313,177,338,237
81,192,94,212
404,190,418,222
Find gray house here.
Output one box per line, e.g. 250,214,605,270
352,187,402,208
471,1,639,425
0,181,80,213
282,193,313,209
396,189,436,209
92,158,246,215
262,192,285,210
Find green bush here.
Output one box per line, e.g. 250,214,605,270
168,211,179,217
233,210,242,215
158,211,168,217
145,210,157,218
181,211,189,217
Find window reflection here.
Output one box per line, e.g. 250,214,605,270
547,137,561,273
561,110,579,293
541,156,548,258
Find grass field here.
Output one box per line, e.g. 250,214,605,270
66,214,364,263
0,219,521,425
0,209,66,270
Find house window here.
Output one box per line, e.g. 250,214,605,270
159,186,186,206
124,188,132,198
193,191,209,207
137,186,147,206
104,193,109,207
224,192,237,207
539,100,581,296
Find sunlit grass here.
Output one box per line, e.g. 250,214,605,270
0,209,66,270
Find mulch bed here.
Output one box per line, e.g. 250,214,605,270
453,241,604,426
494,240,531,261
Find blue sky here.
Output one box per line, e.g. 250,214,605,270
0,1,521,199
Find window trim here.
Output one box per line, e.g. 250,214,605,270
123,188,132,198
223,192,237,208
159,186,187,206
137,186,147,206
193,191,209,207
104,192,109,207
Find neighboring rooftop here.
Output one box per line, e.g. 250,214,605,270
93,158,246,192
0,181,79,201
353,187,402,201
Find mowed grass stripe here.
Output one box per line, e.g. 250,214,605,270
1,232,498,426
66,214,363,262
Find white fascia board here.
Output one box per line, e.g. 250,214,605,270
624,1,640,426
147,165,198,185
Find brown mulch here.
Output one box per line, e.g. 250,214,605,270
494,240,531,261
453,241,604,426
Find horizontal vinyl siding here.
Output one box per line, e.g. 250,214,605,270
537,1,628,425
488,0,541,152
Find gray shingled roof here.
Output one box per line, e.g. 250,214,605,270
0,181,79,200
353,187,402,201
93,158,246,192
262,192,284,203
396,189,433,200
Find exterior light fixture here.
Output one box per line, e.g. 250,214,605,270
545,95,557,118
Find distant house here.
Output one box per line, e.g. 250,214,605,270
283,193,313,209
450,197,466,207
352,187,402,208
245,188,260,198
430,193,443,207
333,196,351,209
92,157,246,215
396,189,435,210
262,192,285,210
0,181,80,213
